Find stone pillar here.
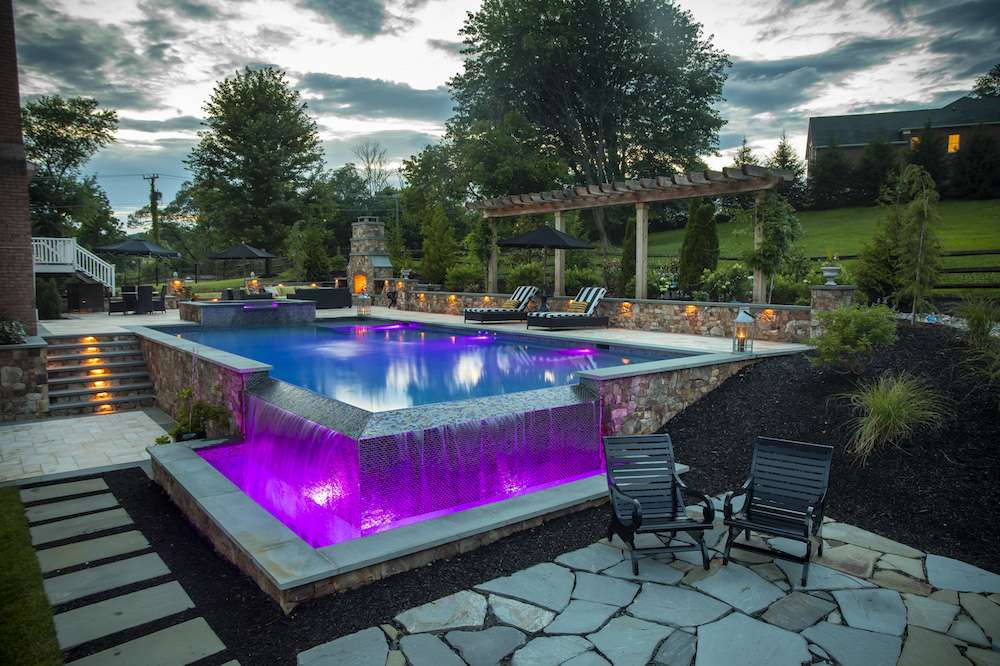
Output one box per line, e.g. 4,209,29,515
0,1,37,334
752,191,767,304
635,203,648,299
487,218,498,293
810,284,856,337
553,211,565,297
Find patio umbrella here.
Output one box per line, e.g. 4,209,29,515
96,238,180,287
498,225,592,297
208,243,278,278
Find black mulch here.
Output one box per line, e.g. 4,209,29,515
662,324,1000,572
102,468,610,666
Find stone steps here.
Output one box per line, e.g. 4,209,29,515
46,340,141,353
47,350,146,368
48,394,157,416
48,370,151,389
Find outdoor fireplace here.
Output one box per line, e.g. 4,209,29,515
346,216,393,300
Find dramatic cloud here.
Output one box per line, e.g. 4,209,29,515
118,116,204,132
323,129,440,168
298,0,405,38
299,73,453,121
426,38,464,56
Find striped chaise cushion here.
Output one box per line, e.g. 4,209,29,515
466,286,539,313
533,287,606,317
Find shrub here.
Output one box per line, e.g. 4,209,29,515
0,318,27,345
677,199,718,293
35,278,62,320
811,305,897,374
770,274,811,305
504,262,543,292
692,263,751,302
954,294,999,347
565,265,602,296
445,263,484,292
841,372,947,463
328,254,347,274
169,388,228,440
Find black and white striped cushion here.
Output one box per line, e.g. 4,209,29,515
466,285,539,314
531,287,606,318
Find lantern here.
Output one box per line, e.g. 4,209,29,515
356,292,372,317
733,309,755,353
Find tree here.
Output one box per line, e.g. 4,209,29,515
951,126,1000,199
973,63,1000,98
186,67,324,252
852,135,899,206
909,122,946,187
287,220,330,281
733,137,760,168
353,139,392,204
73,177,124,249
808,144,852,209
767,132,808,210
677,199,718,294
21,95,118,237
733,192,801,302
854,178,905,304
896,164,941,322
450,0,729,248
421,202,456,284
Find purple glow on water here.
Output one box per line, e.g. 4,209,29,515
559,347,596,355
241,302,279,310
198,395,604,548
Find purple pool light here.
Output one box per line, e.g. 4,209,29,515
559,347,597,355
241,302,280,310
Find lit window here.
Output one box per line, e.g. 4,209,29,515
948,134,960,153
910,136,921,150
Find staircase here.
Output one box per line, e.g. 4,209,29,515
33,237,116,291
44,333,156,415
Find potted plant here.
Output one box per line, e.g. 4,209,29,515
169,387,228,441
821,249,842,286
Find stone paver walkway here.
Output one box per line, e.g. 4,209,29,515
0,408,172,482
20,477,234,665
299,499,1000,666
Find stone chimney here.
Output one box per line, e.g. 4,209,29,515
346,216,393,296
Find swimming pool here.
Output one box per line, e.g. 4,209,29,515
172,321,682,411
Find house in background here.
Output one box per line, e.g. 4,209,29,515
805,96,1000,170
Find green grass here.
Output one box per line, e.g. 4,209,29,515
0,487,61,666
647,198,1000,258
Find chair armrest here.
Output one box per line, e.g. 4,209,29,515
609,482,643,530
723,478,752,521
675,473,715,523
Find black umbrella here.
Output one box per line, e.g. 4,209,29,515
209,243,278,279
97,239,180,287
498,225,592,300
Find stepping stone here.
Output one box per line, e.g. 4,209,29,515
44,552,170,605
931,589,961,605
399,634,464,666
904,593,960,632
750,562,786,582
298,627,388,666
54,581,194,649
821,523,923,557
721,535,773,564
20,478,108,503
819,544,882,578
511,636,592,666
960,593,1000,647
652,630,695,666
761,591,835,632
556,543,624,573
927,555,1000,594
386,651,405,666
774,560,872,591
833,588,906,636
898,626,971,666
967,647,1000,666
446,626,526,666
544,600,619,635
30,508,132,546
950,613,990,646
572,572,638,607
879,553,926,580
691,563,784,614
802,621,902,666
26,493,118,523
476,563,575,611
69,617,225,666
489,595,554,632
767,537,808,558
587,616,672,666
395,590,487,633
601,558,683,585
36,530,150,573
564,654,611,666
696,612,810,666
873,570,932,596
627,582,730,626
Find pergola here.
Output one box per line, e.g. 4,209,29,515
468,164,792,302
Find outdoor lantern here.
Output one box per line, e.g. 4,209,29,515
733,309,755,353
356,291,372,317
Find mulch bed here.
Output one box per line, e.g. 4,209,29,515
664,324,1000,571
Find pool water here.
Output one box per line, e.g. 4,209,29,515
174,322,676,411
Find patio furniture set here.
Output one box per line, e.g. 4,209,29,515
108,285,168,315
464,285,610,329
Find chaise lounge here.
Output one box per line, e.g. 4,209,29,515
526,287,608,329
464,285,539,323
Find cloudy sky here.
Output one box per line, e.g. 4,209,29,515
13,0,999,217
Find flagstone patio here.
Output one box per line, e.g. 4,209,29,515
299,504,1000,666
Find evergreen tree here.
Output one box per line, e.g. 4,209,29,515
951,127,1000,199
286,220,330,282
808,144,852,209
855,173,905,303
909,122,946,187
421,202,456,284
896,165,942,322
677,199,719,294
733,137,760,168
853,136,899,205
766,132,808,209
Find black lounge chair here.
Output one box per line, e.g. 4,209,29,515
526,287,608,329
152,285,167,312
722,436,833,586
464,285,539,323
604,434,715,574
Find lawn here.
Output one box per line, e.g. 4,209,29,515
0,487,61,666
647,198,1000,259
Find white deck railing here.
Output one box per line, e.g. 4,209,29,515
32,237,116,291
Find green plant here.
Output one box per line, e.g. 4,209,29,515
328,254,347,274
954,294,1000,347
770,274,811,305
504,262,544,292
154,434,171,445
841,372,948,463
692,263,751,302
0,318,27,345
445,263,484,292
169,388,228,440
565,265,602,296
677,199,719,294
35,278,62,320
895,164,942,322
811,305,897,374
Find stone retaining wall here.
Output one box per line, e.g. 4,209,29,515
0,336,47,421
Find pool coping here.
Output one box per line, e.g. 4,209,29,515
150,439,687,612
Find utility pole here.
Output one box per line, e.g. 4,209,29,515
143,174,161,242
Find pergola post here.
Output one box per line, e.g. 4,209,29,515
553,211,565,296
635,202,648,299
487,217,498,293
752,191,767,303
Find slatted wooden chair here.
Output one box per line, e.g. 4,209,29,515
604,434,715,574
722,436,833,586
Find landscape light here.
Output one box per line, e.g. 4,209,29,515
733,309,755,353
